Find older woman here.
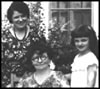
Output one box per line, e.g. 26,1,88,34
2,1,45,87
15,41,70,88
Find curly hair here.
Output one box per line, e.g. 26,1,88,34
23,40,55,72
27,41,55,61
7,1,29,23
71,24,98,58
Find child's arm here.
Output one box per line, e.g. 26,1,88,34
87,64,97,87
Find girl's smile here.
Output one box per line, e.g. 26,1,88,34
74,37,89,53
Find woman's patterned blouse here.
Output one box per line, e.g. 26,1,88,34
16,71,70,88
1,25,45,87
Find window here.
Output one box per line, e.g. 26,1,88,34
49,1,91,31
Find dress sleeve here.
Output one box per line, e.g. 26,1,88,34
55,71,70,87
16,73,34,87
86,52,98,68
16,73,29,87
16,78,24,87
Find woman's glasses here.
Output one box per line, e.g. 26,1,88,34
32,53,48,63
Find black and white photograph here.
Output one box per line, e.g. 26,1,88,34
1,1,99,88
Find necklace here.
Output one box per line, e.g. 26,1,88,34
14,28,27,41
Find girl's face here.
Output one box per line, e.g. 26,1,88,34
31,51,50,70
12,11,29,30
74,37,89,53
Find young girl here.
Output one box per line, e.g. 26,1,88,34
67,25,99,87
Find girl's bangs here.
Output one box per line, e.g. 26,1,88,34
74,32,89,38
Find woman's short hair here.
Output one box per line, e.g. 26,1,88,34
7,1,29,23
26,41,55,61
71,24,98,58
24,40,55,72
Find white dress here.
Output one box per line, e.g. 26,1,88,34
71,51,98,87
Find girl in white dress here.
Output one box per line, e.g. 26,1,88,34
66,25,98,87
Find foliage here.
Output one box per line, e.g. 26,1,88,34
48,19,77,74
28,2,46,36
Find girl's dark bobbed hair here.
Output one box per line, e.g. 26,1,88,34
71,24,98,59
71,25,93,38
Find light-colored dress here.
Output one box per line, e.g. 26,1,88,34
16,71,70,88
71,51,98,87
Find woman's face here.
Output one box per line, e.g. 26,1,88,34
31,51,50,70
12,11,29,29
74,37,89,53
